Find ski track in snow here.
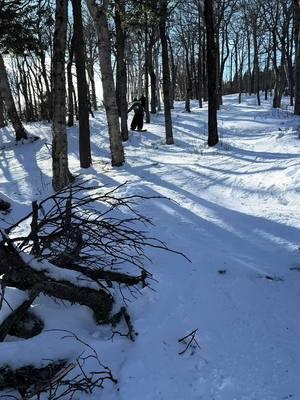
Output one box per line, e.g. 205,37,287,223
1,95,300,399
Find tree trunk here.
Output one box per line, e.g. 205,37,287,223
72,0,92,168
144,12,151,123
159,0,174,145
115,0,129,141
0,54,27,141
295,0,300,114
0,96,5,127
88,64,98,111
86,0,125,166
155,44,161,111
148,32,157,114
204,0,219,147
39,50,52,121
17,59,32,122
253,29,260,106
246,25,252,95
197,4,203,108
184,45,192,112
52,0,72,191
218,25,230,107
67,33,75,127
202,31,208,101
167,35,175,109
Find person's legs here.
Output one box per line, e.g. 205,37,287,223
131,114,138,130
137,112,144,130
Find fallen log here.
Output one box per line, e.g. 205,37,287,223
53,255,149,287
0,244,113,323
9,311,44,340
0,291,39,342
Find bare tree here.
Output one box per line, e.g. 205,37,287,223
0,54,28,141
52,0,73,191
204,0,219,146
115,0,129,141
294,0,300,114
159,0,174,145
86,0,125,166
72,0,92,168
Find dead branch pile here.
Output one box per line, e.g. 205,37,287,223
0,183,184,398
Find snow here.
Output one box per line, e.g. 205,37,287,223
1,94,300,399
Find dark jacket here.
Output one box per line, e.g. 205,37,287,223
128,100,144,114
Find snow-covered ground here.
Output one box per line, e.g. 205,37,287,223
1,94,300,399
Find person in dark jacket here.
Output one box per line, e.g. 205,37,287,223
128,98,144,130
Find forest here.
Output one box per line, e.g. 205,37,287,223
0,0,300,399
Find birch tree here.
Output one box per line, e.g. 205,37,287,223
86,0,125,166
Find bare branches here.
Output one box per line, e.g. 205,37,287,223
5,183,188,293
110,306,136,341
0,331,117,400
0,183,187,398
178,328,200,355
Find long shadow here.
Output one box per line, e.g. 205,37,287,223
219,142,300,163
172,120,207,139
125,162,300,267
0,138,52,226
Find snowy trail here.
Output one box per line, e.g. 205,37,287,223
1,95,300,399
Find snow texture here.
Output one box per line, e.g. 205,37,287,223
0,94,300,399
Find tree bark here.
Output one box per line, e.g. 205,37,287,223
67,33,75,127
167,35,175,109
218,24,230,107
0,95,5,127
295,0,300,114
253,29,261,106
148,32,157,114
86,0,125,166
115,0,129,141
52,0,72,191
204,0,219,147
39,49,52,121
184,44,192,112
197,4,203,108
159,0,174,145
72,0,92,168
144,12,151,123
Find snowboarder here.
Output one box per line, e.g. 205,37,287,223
128,98,144,131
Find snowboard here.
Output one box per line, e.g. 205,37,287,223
131,129,147,132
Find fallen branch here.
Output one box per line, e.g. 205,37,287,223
0,242,113,323
52,256,150,287
178,329,200,355
110,306,136,341
0,290,39,342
